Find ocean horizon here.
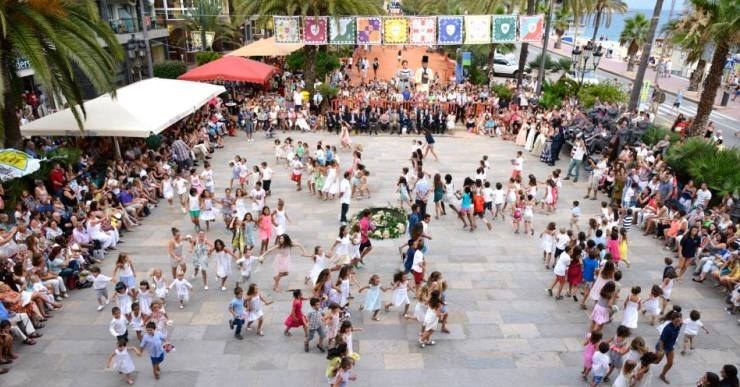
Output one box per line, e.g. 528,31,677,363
575,8,680,42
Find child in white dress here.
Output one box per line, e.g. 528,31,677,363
384,271,412,318
162,175,174,206
307,246,331,285
621,286,641,329
641,285,663,326
169,272,193,309
245,283,272,336
151,269,168,301
107,339,138,385
235,246,259,284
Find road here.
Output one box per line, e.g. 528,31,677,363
525,46,740,148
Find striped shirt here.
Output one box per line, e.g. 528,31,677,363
171,139,190,162
622,215,633,232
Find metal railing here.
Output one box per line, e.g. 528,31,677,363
108,17,164,34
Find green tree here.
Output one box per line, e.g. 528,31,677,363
589,0,627,42
0,0,123,147
184,0,235,52
664,7,712,91
553,7,572,49
688,0,740,136
234,0,381,88
618,13,650,72
153,60,188,79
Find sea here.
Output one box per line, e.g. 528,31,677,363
577,9,680,42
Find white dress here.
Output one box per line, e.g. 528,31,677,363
643,296,661,316
309,255,330,285
117,293,132,315
541,232,554,253
414,302,427,323
112,347,135,374
524,126,537,151
200,198,216,221
235,198,248,220
322,167,338,194
392,282,410,307
273,209,287,235
621,298,640,329
215,251,232,279
139,291,153,315
163,179,174,200
423,306,439,331
339,279,350,307
153,276,168,299
246,296,263,322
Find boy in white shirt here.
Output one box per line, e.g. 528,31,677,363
570,200,581,231
235,246,259,283
681,309,709,355
492,182,506,221
482,182,495,217
260,161,273,196
169,272,193,309
109,306,128,342
90,266,112,311
591,342,610,385
511,151,524,179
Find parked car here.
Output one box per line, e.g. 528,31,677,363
566,70,600,85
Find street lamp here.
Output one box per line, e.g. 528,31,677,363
570,40,604,93
127,34,147,83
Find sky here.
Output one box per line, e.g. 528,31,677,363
624,0,686,11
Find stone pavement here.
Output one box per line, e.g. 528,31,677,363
532,41,740,121
4,132,738,387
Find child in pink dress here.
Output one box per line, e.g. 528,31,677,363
257,206,274,255
582,331,603,381
260,234,309,292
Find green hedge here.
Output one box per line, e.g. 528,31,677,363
641,125,680,147
195,51,222,66
665,138,740,197
577,82,627,108
153,60,187,79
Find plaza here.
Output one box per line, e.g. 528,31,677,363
3,132,737,387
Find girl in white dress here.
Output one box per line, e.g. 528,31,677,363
162,174,174,206
107,339,137,385
540,222,556,269
336,265,352,308
151,268,168,300
328,225,352,268
621,286,642,329
199,191,216,231
384,271,411,318
234,188,248,221
307,246,331,285
641,285,664,326
321,160,338,200
414,284,429,336
420,290,442,348
130,302,145,341
138,280,154,316
174,174,189,212
245,283,272,336
211,239,237,291
271,199,290,237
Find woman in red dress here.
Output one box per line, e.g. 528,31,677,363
283,289,308,338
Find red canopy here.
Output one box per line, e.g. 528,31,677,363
178,56,277,84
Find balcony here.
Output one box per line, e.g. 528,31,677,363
108,16,169,45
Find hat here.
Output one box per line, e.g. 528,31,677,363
422,55,429,64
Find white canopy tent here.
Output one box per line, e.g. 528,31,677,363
20,78,226,138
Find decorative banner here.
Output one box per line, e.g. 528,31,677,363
303,17,328,45
519,14,545,43
437,16,463,45
409,17,436,46
274,16,301,44
356,17,382,45
465,15,491,44
0,149,41,182
329,17,356,45
383,17,408,44
492,15,517,43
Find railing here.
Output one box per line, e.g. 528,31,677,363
108,17,165,34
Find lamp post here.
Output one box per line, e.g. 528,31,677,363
570,41,603,94
127,35,147,83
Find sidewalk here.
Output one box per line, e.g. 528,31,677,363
532,41,740,121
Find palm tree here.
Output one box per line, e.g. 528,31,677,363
589,0,628,42
234,0,381,87
618,13,650,72
184,0,236,51
553,7,572,49
664,7,712,91
565,0,594,46
688,0,740,136
0,0,123,148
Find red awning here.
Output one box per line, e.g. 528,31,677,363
178,56,277,84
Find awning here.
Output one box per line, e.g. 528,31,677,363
20,78,225,138
227,36,304,57
178,55,278,84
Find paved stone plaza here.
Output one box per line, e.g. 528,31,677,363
4,132,738,387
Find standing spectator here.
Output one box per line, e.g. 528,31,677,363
170,138,191,171
414,171,430,217
565,138,586,182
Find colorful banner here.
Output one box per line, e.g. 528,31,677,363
409,17,436,46
329,17,356,45
303,17,328,45
492,15,517,43
519,15,545,43
437,16,463,45
274,16,301,44
383,18,408,44
356,17,382,45
465,15,491,44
